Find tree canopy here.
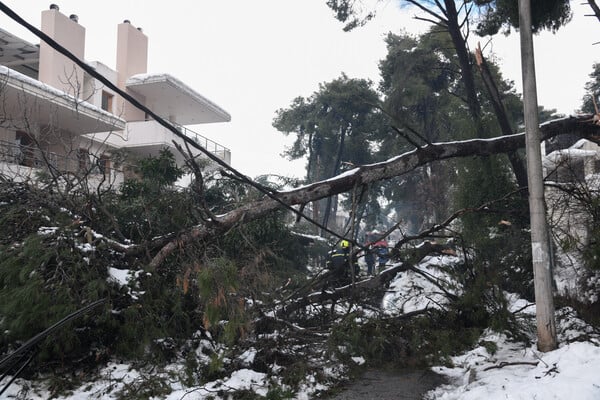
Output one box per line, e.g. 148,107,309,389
474,0,572,35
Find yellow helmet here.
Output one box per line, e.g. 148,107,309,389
340,240,350,249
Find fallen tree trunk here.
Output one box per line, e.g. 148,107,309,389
147,115,600,270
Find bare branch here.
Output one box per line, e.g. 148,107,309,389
586,0,600,23
404,0,448,24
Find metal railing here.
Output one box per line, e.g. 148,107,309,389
0,139,119,175
174,123,230,160
0,139,63,170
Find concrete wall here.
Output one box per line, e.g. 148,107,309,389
38,7,85,99
83,61,120,115
116,21,148,122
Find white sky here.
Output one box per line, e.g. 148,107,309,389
1,0,598,178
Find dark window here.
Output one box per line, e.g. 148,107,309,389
101,91,113,112
77,148,90,171
15,131,34,167
97,154,110,174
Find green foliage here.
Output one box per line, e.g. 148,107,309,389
449,154,536,312
197,258,240,329
273,74,383,181
379,29,461,145
114,374,172,400
203,173,263,214
454,157,516,234
112,149,192,241
327,311,483,368
219,212,308,273
581,63,600,114
265,387,295,400
378,29,458,232
447,230,533,341
404,312,483,367
279,360,311,389
327,0,571,36
0,224,206,371
325,0,377,31
480,340,498,355
474,0,572,36
111,268,203,361
0,146,315,397
0,183,72,244
583,227,600,271
201,352,227,382
327,314,409,366
128,148,184,189
0,171,202,375
0,233,112,367
579,194,600,271
196,258,256,346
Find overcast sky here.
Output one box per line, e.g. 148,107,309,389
1,1,598,178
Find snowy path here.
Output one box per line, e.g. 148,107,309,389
326,369,445,400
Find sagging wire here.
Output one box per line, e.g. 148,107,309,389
0,1,352,245
0,299,106,395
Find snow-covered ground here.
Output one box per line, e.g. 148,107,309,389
3,255,599,399
387,254,600,400
426,331,600,400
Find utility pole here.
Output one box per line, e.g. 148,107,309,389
518,0,558,352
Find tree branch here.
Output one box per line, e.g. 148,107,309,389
146,115,600,269
475,43,528,189
587,0,600,23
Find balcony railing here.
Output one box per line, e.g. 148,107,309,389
0,139,60,169
0,139,120,175
174,123,230,163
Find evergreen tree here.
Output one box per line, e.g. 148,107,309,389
581,63,600,114
377,29,463,232
473,0,572,35
273,74,386,233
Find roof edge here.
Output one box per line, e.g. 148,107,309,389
126,73,231,122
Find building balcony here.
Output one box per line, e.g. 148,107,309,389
84,120,231,167
0,65,126,135
0,138,123,187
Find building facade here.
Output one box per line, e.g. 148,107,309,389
0,4,231,188
542,126,600,257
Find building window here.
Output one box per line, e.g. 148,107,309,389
97,154,111,174
77,148,90,171
101,91,113,112
15,131,34,167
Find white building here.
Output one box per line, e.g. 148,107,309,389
0,4,231,188
542,128,600,255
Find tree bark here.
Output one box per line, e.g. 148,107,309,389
443,0,484,137
322,125,347,233
587,0,600,23
475,44,529,189
408,0,529,187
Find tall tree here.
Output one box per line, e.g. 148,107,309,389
376,27,526,233
326,0,573,188
273,74,384,233
474,0,572,35
377,29,462,232
581,63,600,114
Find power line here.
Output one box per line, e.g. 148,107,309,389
0,2,350,243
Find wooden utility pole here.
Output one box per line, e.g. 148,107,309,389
518,0,558,351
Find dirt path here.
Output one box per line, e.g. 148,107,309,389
325,369,445,400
